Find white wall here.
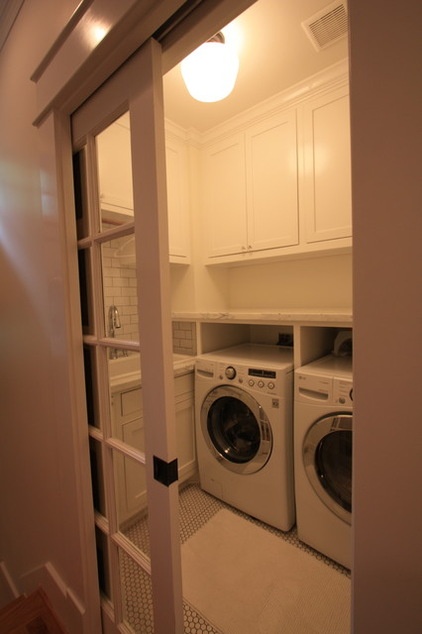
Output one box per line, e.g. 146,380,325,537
0,0,100,630
350,0,422,631
228,254,352,309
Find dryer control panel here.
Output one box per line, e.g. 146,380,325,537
295,372,353,407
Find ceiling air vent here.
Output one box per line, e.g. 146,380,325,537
302,1,348,52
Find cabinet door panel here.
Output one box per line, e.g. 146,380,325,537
175,396,195,481
303,88,352,243
166,134,190,262
203,134,247,257
246,111,298,251
117,419,147,523
97,115,134,218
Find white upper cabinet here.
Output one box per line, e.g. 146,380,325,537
245,111,299,252
203,109,298,260
165,128,191,263
301,85,352,244
203,132,248,257
200,70,351,266
97,116,191,262
97,118,134,217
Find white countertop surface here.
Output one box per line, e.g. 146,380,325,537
172,309,352,325
109,353,195,392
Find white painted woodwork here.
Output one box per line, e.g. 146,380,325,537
129,39,184,634
112,372,195,525
97,118,134,217
302,85,352,243
245,110,298,251
203,133,248,257
165,128,191,263
203,110,298,259
193,314,352,370
200,75,351,265
96,116,190,261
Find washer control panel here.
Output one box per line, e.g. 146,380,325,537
195,356,292,398
218,363,283,396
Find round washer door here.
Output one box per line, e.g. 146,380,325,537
201,385,273,474
303,413,352,525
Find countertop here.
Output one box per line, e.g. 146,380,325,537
172,309,352,325
109,353,195,392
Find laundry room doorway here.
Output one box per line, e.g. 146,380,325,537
62,0,351,631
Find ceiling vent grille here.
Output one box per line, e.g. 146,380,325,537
302,1,348,52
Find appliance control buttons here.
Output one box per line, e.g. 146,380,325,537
248,379,255,387
268,382,275,390
258,380,264,388
225,366,236,380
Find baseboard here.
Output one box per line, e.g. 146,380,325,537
20,561,85,633
0,561,20,609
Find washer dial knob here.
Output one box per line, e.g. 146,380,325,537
225,366,236,380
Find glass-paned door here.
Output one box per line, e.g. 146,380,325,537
72,39,183,634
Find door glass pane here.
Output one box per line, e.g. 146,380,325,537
101,237,139,344
83,345,99,428
78,247,94,334
89,437,106,516
73,149,90,239
108,350,143,450
112,448,148,543
96,114,134,230
119,548,154,633
95,527,111,600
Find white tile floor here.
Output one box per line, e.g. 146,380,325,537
120,482,350,633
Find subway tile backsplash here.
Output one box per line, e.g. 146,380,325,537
172,321,197,356
102,235,196,354
102,237,139,342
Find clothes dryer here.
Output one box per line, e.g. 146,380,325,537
294,354,353,568
195,344,294,531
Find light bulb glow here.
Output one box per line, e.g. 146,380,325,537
181,41,239,103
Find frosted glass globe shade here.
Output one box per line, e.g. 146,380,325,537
181,41,239,103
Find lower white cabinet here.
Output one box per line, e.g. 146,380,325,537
111,372,195,526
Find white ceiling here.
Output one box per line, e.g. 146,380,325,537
163,0,349,132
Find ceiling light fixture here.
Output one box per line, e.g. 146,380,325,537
181,32,239,103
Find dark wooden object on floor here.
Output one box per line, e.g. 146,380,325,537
0,588,66,633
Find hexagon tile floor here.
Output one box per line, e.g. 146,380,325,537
120,482,350,633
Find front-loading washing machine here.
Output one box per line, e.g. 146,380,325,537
294,354,353,568
195,343,295,531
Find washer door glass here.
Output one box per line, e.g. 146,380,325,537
201,386,272,474
303,414,352,524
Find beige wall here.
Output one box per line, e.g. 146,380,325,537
0,0,99,629
228,254,352,309
350,0,422,631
